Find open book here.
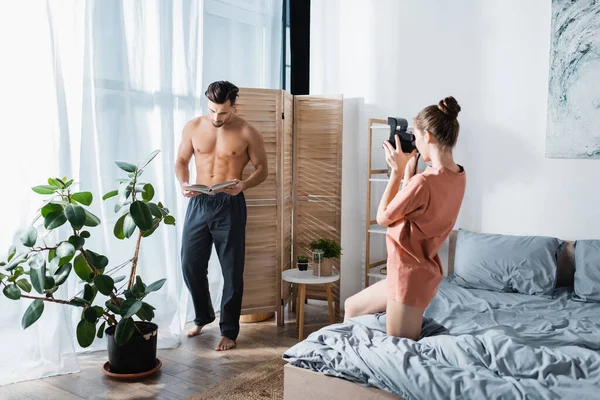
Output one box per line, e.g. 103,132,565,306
185,181,237,195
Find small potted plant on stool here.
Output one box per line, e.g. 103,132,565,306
297,255,309,271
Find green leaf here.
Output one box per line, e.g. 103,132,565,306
57,242,75,260
30,264,46,294
73,253,93,281
130,201,153,231
22,299,44,329
115,161,137,173
20,227,38,247
47,255,60,275
5,253,26,271
68,235,85,250
44,211,67,230
83,284,97,303
71,192,93,206
86,251,108,271
142,183,155,202
137,150,160,170
133,184,147,193
44,276,56,290
132,276,146,297
94,275,114,296
48,248,57,262
113,215,126,240
32,185,56,195
84,307,98,323
105,299,121,314
164,215,176,225
69,297,89,307
141,220,160,237
120,299,142,318
3,284,21,300
48,178,64,189
115,183,132,213
0,272,6,282
113,275,126,283
7,245,16,261
97,321,107,339
41,203,63,218
102,190,119,201
80,230,91,239
54,263,72,285
83,210,100,227
145,278,166,294
115,317,135,345
135,302,156,321
76,320,96,348
16,279,32,293
123,214,136,239
65,205,86,230
64,179,74,188
147,203,162,218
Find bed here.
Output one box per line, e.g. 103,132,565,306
282,230,600,399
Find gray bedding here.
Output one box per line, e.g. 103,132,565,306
282,279,600,399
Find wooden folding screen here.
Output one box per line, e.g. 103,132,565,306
236,89,342,324
292,95,344,320
235,88,292,326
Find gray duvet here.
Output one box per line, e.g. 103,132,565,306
282,280,600,399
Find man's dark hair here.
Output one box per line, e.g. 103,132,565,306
205,81,239,106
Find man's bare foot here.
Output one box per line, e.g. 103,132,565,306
186,325,203,337
215,336,236,351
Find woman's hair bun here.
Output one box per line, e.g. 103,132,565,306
437,96,461,119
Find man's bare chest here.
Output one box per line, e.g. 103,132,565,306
192,130,248,159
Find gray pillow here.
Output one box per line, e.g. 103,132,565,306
573,240,600,302
449,229,562,295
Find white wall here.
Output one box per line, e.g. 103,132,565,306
311,0,600,306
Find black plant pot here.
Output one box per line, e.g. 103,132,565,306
298,262,308,271
105,321,158,374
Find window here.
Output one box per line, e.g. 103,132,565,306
282,0,290,91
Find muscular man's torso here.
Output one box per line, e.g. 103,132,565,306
188,115,251,187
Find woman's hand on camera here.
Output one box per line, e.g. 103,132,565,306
383,135,417,174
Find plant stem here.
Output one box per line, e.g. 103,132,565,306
20,293,74,305
103,311,118,325
128,229,143,289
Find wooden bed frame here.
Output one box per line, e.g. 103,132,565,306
283,230,575,399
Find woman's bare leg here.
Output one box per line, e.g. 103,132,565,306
386,299,426,340
344,279,388,322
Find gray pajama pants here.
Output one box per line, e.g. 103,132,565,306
181,192,247,341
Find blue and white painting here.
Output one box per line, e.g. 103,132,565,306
546,0,600,159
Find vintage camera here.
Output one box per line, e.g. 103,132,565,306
387,117,417,153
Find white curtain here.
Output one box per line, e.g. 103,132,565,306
0,0,281,386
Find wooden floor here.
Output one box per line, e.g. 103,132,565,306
0,302,333,400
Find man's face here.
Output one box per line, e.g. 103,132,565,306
208,100,235,127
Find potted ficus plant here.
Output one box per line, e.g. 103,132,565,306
0,150,175,377
297,255,309,271
308,239,342,276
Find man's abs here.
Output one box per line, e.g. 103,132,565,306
191,118,251,186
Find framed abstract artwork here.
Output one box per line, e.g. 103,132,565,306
546,0,600,159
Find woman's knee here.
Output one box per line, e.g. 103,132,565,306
344,296,358,319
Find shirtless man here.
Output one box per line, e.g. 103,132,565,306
175,81,268,351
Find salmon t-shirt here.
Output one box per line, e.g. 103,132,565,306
382,165,466,307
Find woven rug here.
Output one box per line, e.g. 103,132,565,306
188,357,286,400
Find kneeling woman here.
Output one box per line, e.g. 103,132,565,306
344,96,466,340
